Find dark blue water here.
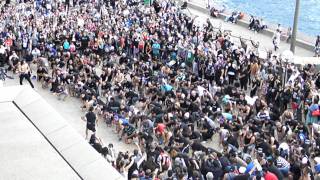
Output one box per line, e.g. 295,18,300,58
214,0,320,36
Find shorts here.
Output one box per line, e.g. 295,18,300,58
87,124,96,132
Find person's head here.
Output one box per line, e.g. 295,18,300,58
205,172,214,180
88,104,95,112
133,149,139,156
89,133,96,144
131,172,139,180
167,170,173,179
192,171,201,179
150,142,156,152
275,121,281,129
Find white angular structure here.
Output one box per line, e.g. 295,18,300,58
0,86,123,180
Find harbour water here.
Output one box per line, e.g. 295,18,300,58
213,0,320,36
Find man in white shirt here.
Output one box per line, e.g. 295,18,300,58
8,51,19,71
0,45,6,67
31,47,41,60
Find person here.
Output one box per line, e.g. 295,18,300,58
89,134,104,154
306,98,319,125
120,122,137,144
276,24,282,33
272,29,281,51
260,18,267,31
226,11,240,23
3,1,320,179
0,67,8,87
18,60,34,88
83,106,98,139
8,51,19,72
315,35,320,57
263,168,279,180
286,27,292,43
275,150,290,176
0,45,6,67
210,7,220,18
242,129,256,155
56,84,69,101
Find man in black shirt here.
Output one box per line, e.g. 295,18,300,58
83,106,97,139
81,34,89,51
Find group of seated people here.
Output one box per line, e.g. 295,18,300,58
1,0,320,180
248,16,268,33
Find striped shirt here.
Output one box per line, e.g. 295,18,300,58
124,125,136,136
276,157,290,168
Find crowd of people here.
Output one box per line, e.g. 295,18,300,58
1,0,320,180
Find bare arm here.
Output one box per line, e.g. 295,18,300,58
124,158,135,172
152,168,159,180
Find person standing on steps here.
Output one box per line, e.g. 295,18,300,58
286,27,292,43
315,35,320,57
83,106,98,139
18,60,34,88
272,29,281,51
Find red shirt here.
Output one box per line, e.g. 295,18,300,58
156,123,166,134
264,172,278,180
5,39,13,47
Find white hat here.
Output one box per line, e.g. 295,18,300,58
302,157,308,164
206,172,214,180
184,112,190,119
239,166,246,174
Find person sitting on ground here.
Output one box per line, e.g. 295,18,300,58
56,84,68,101
226,11,240,24
120,121,137,144
210,7,220,18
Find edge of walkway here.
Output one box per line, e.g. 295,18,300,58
184,1,315,52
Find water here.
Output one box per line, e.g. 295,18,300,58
213,0,320,36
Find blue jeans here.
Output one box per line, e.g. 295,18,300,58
279,167,289,176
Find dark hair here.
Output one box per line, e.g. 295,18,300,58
89,134,96,144
101,147,109,158
89,106,94,112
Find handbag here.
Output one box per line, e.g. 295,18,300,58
312,109,320,116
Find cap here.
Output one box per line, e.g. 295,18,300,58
206,172,214,180
302,157,308,164
239,166,246,174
